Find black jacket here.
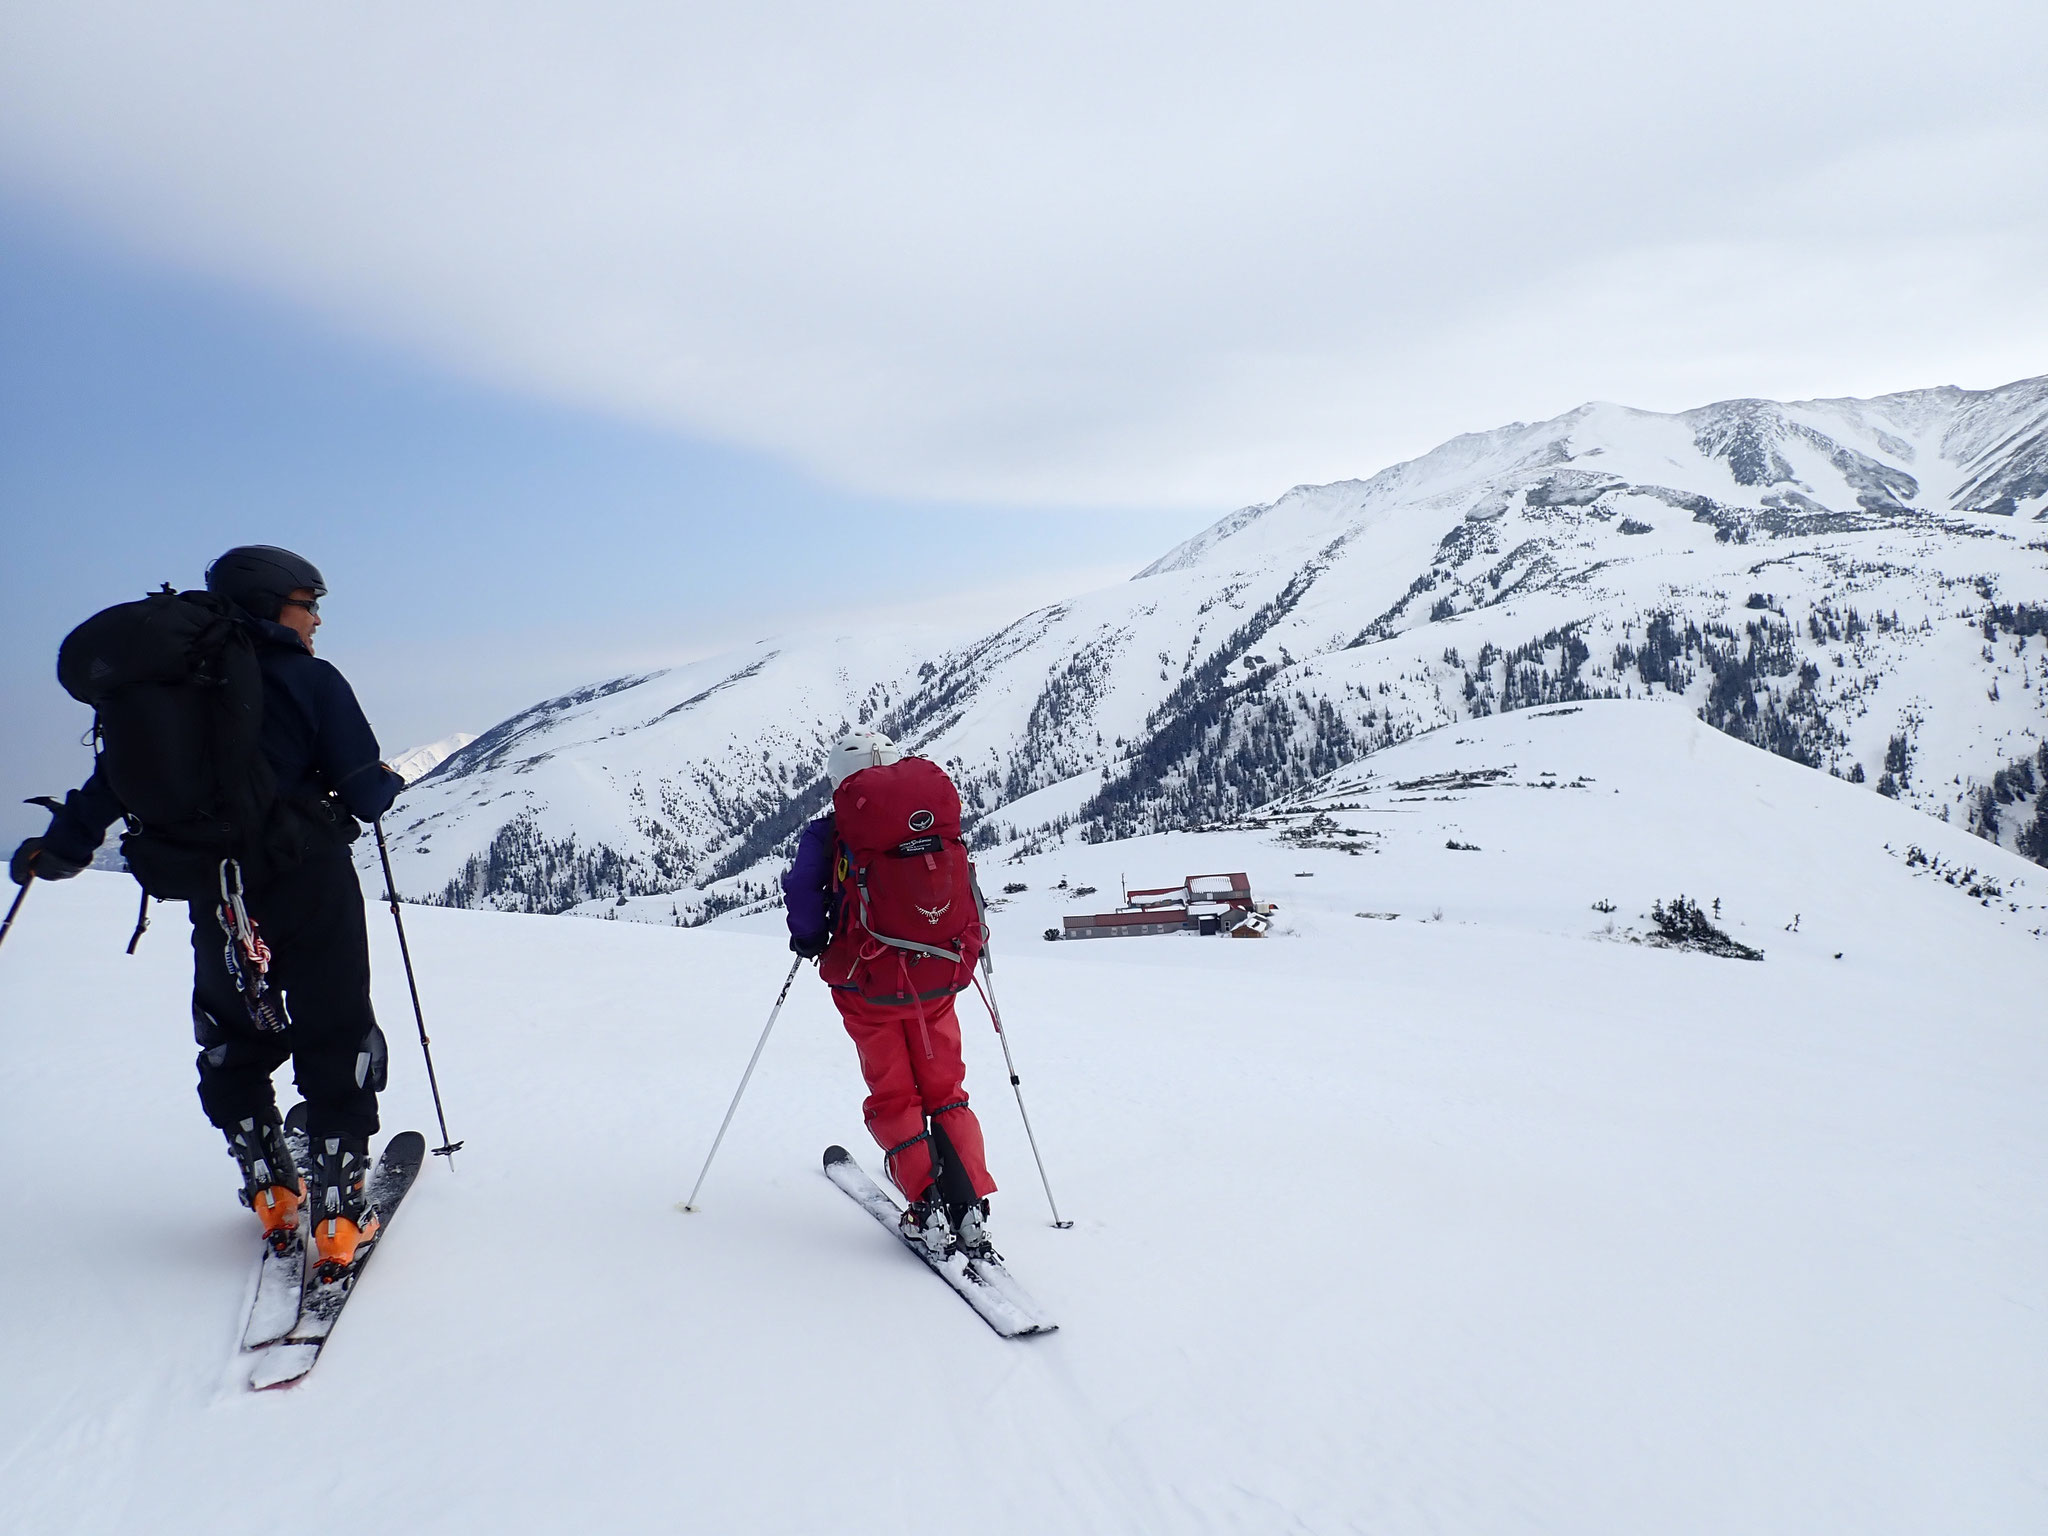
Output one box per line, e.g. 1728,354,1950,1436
40,616,404,864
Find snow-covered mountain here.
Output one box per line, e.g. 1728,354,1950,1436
8,702,2043,1532
388,732,478,784
380,375,2048,915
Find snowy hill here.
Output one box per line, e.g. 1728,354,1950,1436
387,731,478,784
375,375,2048,916
5,702,2042,1533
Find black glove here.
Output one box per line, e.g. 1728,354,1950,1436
789,931,829,960
10,838,86,885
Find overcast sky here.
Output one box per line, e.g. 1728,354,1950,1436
3,1,2044,843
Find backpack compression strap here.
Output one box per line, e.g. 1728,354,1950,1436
852,871,964,966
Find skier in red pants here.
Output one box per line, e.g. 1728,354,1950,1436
783,731,998,1259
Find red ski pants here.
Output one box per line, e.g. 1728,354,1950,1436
833,989,996,1203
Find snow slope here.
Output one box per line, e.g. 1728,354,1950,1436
374,376,2048,916
388,732,478,785
5,702,2041,1535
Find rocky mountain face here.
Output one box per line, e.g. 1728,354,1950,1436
376,375,2048,916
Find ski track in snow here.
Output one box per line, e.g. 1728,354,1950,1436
3,704,2044,1534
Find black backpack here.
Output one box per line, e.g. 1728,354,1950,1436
57,587,278,901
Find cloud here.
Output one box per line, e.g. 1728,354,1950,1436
3,0,2043,507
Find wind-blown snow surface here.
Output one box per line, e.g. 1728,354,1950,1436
4,704,2042,1534
378,375,2048,917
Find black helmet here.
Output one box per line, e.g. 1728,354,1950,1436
205,545,327,621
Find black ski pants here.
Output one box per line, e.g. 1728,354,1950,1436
189,842,387,1141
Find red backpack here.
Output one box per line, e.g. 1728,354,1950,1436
825,757,985,1005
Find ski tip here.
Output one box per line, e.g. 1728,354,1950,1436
284,1101,309,1134
822,1145,851,1168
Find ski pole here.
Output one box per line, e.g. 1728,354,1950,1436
372,817,463,1165
680,955,802,1213
973,955,1072,1229
4,796,65,956
0,874,31,953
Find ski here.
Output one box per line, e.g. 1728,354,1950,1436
821,1145,1057,1339
239,1103,313,1350
248,1130,426,1390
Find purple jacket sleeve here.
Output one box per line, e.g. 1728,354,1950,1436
782,814,837,942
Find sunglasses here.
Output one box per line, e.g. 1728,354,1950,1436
280,596,321,616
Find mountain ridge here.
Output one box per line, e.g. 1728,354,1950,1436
377,373,2048,916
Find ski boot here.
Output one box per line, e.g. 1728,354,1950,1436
899,1196,954,1260
951,1198,999,1264
226,1114,304,1256
307,1135,380,1283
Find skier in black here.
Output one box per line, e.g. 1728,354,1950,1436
9,546,405,1274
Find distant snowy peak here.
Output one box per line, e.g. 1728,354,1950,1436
374,373,2048,917
1150,376,2048,583
389,732,479,784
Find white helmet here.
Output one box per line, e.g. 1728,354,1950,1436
826,730,902,789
